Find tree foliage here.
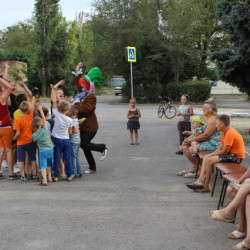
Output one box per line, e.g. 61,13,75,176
210,0,250,95
0,0,232,99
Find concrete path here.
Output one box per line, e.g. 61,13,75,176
0,95,249,250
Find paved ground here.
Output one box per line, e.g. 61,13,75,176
0,95,249,250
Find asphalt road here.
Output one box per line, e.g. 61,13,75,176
0,95,249,250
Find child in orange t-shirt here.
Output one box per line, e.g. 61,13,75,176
186,114,245,193
13,97,38,183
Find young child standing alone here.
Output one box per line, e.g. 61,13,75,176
175,94,194,154
127,98,141,145
32,103,54,185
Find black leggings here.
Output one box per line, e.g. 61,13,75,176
80,130,106,171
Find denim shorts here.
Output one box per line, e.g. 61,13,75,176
17,142,36,162
219,153,242,164
40,148,54,169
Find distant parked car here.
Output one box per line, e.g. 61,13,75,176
115,86,122,95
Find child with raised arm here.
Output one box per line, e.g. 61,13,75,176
13,96,38,183
0,77,17,179
32,103,54,185
127,98,141,145
51,83,73,181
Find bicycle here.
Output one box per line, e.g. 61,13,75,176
158,97,176,119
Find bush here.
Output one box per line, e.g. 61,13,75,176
166,81,211,102
121,84,144,103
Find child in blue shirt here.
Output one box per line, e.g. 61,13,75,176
32,103,54,185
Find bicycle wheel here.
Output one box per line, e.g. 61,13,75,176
158,105,164,118
164,105,176,119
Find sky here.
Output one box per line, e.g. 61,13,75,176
0,0,94,30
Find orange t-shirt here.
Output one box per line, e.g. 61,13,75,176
13,110,34,145
221,126,245,159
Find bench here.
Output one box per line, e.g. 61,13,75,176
211,163,246,198
217,173,243,210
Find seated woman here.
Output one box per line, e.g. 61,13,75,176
225,167,250,240
180,98,222,178
209,178,250,250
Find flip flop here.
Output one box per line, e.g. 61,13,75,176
228,230,246,240
232,240,250,250
209,210,234,223
186,183,204,190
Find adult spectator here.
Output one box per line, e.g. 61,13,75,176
179,98,221,177
209,179,250,250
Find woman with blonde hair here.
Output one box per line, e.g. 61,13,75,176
178,98,222,177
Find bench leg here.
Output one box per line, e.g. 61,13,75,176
217,179,227,210
211,169,219,197
221,180,228,207
195,158,201,179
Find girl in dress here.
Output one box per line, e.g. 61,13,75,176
127,98,141,145
175,94,194,154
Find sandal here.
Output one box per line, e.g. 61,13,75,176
209,210,234,223
228,230,246,240
175,150,183,155
232,240,250,250
52,177,59,182
67,177,72,181
193,188,210,193
186,183,204,189
40,182,48,186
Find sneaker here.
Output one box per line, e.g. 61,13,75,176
0,172,5,180
14,167,20,174
84,169,96,174
184,172,196,178
59,174,67,180
32,175,39,182
8,175,18,180
76,173,82,178
20,177,28,183
71,174,76,179
177,170,188,176
100,148,108,161
26,174,33,180
2,160,8,168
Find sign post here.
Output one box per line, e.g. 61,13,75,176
126,47,136,98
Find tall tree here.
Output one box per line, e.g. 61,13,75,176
34,0,77,95
210,0,250,95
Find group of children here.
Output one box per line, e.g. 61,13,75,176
0,64,87,185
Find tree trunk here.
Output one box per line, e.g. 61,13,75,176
41,3,47,96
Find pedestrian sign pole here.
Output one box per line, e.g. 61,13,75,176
126,47,136,98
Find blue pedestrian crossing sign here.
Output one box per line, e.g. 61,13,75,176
127,47,136,62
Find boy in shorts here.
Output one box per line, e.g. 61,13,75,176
13,97,38,183
33,103,54,185
186,114,245,192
